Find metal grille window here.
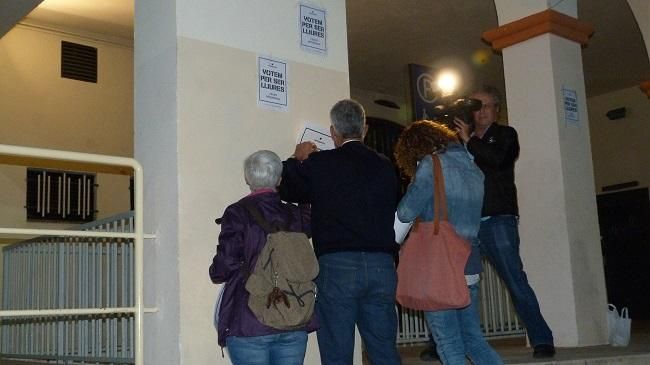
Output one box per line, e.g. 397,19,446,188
26,168,96,222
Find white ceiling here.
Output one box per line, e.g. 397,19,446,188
20,0,133,41
2,0,648,99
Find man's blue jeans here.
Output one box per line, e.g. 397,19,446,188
425,283,504,365
315,251,401,365
226,331,307,365
479,215,554,346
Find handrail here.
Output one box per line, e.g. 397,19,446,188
0,307,158,317
0,228,142,239
0,228,155,239
74,210,135,230
0,143,146,365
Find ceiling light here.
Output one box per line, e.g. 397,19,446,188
436,70,459,97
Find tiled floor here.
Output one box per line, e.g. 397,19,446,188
2,322,649,364
396,320,650,365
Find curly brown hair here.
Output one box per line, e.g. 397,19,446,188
394,120,458,178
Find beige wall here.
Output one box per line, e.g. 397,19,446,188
177,39,350,365
0,25,133,231
135,0,352,364
588,86,650,192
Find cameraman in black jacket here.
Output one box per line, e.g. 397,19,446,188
454,85,556,359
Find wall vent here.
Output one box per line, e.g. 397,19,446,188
61,41,97,83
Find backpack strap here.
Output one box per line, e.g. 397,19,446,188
279,203,295,230
242,201,294,233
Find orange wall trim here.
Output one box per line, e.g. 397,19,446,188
641,81,650,98
483,9,594,51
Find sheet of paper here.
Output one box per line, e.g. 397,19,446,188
298,125,335,150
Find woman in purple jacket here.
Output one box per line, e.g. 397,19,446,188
209,150,316,365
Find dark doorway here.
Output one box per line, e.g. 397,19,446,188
364,117,408,194
365,117,404,161
597,188,650,319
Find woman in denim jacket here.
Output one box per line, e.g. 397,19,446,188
395,121,503,365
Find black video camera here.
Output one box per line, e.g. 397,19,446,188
431,97,482,129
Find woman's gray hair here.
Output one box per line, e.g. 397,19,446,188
244,150,283,191
330,99,366,138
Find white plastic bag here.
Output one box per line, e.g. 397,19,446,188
393,212,413,244
213,284,225,331
607,304,631,346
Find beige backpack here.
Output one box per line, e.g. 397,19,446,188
244,203,319,330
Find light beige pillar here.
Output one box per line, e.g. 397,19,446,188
135,0,351,364
486,0,608,347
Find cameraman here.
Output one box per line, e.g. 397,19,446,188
454,85,556,359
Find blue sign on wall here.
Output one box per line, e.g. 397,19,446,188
408,63,442,121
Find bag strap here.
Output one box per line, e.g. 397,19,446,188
621,307,629,318
242,201,293,234
431,154,448,234
239,201,292,282
608,304,617,312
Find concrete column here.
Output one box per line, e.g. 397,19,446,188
135,1,351,364
487,0,608,346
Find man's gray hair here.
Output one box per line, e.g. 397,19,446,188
471,85,502,107
244,150,283,191
330,99,366,138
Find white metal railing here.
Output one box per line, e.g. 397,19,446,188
396,258,526,344
479,258,525,338
0,144,149,365
2,212,137,363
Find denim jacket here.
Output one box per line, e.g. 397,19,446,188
396,143,485,274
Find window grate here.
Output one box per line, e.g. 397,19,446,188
61,41,98,83
26,168,97,222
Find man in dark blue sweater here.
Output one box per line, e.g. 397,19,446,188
280,99,401,365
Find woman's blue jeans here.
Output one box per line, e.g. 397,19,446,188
425,283,503,365
315,251,401,365
226,331,307,365
478,215,554,346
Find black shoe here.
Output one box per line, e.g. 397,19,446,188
533,344,556,358
419,347,440,361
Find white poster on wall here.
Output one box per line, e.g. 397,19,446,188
563,87,579,125
258,56,288,111
299,4,327,54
